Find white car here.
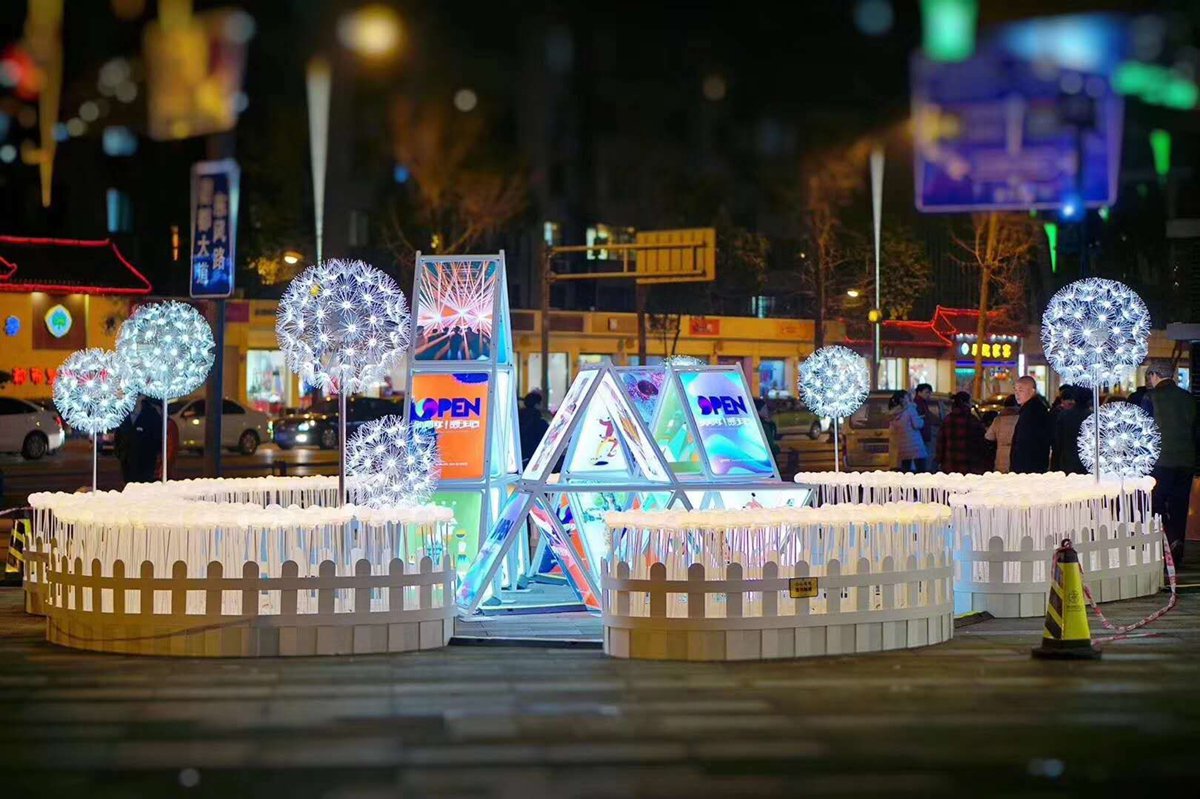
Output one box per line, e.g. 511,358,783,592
0,397,66,459
170,397,272,455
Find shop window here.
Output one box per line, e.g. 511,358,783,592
246,350,288,415
908,358,938,391
759,358,787,398
586,223,635,260
106,189,132,233
527,352,569,410
878,357,903,391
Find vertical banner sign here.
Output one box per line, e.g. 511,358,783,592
190,159,240,299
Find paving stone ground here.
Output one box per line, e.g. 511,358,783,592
3,579,1199,798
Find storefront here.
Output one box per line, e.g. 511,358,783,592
0,236,152,400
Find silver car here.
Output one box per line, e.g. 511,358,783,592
0,396,66,459
170,397,272,455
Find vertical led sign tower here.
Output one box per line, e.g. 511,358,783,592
404,253,521,586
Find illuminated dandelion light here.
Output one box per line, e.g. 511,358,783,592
116,301,214,400
664,355,705,368
346,416,440,508
52,348,139,434
277,260,411,393
798,345,870,419
1041,278,1150,388
1078,402,1161,478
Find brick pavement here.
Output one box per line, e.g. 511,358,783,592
2,582,1199,798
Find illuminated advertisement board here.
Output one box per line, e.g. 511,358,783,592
677,370,774,477
409,372,490,481
413,258,498,361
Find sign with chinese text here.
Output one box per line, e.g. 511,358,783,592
409,372,490,481
190,159,239,299
689,317,720,336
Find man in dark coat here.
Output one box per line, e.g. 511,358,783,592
1144,363,1197,567
115,396,163,484
1051,385,1090,474
1010,376,1051,474
517,391,550,468
936,392,987,474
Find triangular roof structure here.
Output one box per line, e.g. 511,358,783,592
0,236,153,295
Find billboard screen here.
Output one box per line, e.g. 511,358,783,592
678,370,775,477
413,258,498,361
409,372,490,481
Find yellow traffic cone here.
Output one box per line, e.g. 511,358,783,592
1032,539,1100,660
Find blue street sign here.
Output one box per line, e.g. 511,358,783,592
190,159,240,299
912,14,1127,213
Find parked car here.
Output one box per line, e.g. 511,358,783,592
171,397,273,455
273,396,405,450
0,396,66,459
768,397,831,440
843,391,956,470
977,393,1011,426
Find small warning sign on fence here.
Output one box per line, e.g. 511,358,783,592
788,577,818,598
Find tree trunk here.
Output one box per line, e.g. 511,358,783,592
973,265,990,400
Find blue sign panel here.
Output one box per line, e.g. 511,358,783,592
912,15,1126,213
190,159,239,298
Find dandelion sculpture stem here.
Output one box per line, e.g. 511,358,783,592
833,418,841,473
52,348,140,492
339,390,348,505
1092,384,1101,483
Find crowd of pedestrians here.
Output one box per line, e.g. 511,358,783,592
884,364,1196,568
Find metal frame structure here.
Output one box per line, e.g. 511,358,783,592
454,360,809,616
403,252,522,588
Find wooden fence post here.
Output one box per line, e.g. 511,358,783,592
140,561,154,615
649,562,667,618
112,560,126,616
355,559,372,615
206,562,223,616
281,561,299,617
725,562,743,618
762,562,779,618
317,560,335,615
419,557,433,610
242,561,260,617
688,563,706,618
388,558,405,611
171,561,188,616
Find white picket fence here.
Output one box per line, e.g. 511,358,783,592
602,553,954,661
43,554,455,657
954,521,1163,617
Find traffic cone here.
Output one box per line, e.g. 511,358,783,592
1032,539,1100,660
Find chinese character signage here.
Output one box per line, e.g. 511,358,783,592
190,159,239,299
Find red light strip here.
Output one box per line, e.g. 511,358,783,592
0,236,153,295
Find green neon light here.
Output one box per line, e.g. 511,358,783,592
921,0,977,63
1150,129,1171,179
1043,222,1058,274
1098,206,1110,222
1114,62,1199,110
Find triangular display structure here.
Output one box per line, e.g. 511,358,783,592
456,361,801,616
403,253,521,589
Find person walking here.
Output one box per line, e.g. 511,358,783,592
887,390,927,473
1009,376,1051,474
984,395,1020,472
1051,385,1090,474
1143,362,1196,567
936,391,987,474
518,390,550,468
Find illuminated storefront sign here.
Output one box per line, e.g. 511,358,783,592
958,341,1014,359
44,303,72,338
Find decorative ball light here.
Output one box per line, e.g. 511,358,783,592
1041,278,1150,389
346,416,440,508
116,301,215,400
53,348,139,435
54,347,140,492
664,355,705,369
799,345,871,420
1078,402,1161,479
798,345,870,473
276,259,411,394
